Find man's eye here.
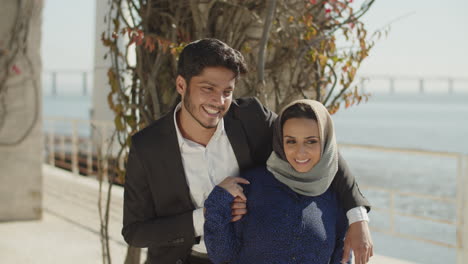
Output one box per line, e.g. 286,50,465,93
224,90,232,96
203,87,213,92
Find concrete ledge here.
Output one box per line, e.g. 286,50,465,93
0,164,418,264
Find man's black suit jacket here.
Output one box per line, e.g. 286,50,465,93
122,97,370,264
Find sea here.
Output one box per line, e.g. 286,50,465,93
43,91,468,154
43,88,468,264
332,93,467,263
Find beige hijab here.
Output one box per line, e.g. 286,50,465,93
266,99,338,196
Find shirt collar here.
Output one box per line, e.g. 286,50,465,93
173,102,225,148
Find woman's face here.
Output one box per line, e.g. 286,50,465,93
282,117,321,173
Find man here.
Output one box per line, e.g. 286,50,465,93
122,38,373,264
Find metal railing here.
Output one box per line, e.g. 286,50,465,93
361,184,457,248
339,143,468,263
43,117,117,179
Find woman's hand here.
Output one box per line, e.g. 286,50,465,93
218,176,250,201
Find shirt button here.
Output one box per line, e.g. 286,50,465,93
176,259,183,264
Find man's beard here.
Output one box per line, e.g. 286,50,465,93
183,86,224,129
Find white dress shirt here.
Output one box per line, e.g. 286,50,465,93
173,103,369,253
174,103,240,253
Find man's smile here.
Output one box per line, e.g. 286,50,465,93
202,105,222,116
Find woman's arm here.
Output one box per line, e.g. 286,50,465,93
204,186,244,264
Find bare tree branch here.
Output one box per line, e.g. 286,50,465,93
257,0,277,85
323,63,338,106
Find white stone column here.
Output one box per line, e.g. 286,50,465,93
91,0,114,122
0,0,43,221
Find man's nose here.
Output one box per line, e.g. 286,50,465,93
211,91,225,105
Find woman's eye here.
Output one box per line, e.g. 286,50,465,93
286,140,296,144
307,140,318,144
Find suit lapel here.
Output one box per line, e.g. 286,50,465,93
157,109,195,211
224,111,253,171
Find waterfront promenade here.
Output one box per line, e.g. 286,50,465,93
0,164,415,264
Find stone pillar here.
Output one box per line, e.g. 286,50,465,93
0,0,43,221
91,0,114,122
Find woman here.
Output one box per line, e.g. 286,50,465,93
204,99,351,264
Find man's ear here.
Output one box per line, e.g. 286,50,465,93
176,75,187,96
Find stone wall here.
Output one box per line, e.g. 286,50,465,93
0,0,43,221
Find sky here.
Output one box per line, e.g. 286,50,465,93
42,0,95,71
358,0,468,77
41,0,468,78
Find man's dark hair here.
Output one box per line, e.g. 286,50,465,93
281,103,318,128
177,38,248,83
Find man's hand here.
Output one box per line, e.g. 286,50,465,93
231,197,247,222
342,220,373,264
